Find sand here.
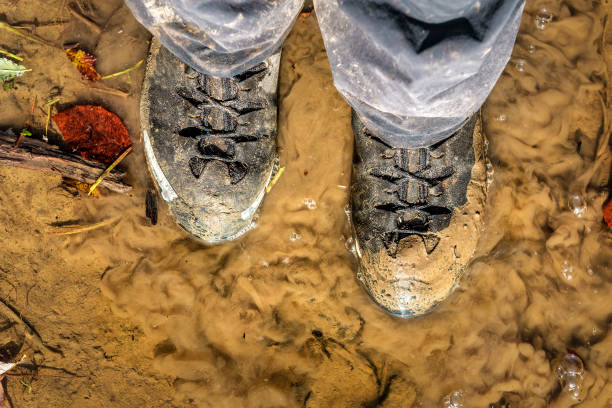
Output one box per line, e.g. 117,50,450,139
0,0,611,406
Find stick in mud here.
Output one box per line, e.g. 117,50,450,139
0,131,132,193
67,4,102,35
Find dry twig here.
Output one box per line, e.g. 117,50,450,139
88,145,133,195
0,21,59,49
0,131,132,193
68,4,102,34
49,216,120,235
88,85,129,98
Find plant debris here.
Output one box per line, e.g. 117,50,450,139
0,57,30,82
0,355,26,408
604,198,612,229
65,47,101,82
44,97,60,141
0,49,22,61
145,189,158,225
49,216,120,235
15,128,31,147
52,105,131,163
266,166,285,193
101,59,144,80
0,131,132,193
88,145,133,195
0,21,58,49
61,177,101,197
68,3,102,34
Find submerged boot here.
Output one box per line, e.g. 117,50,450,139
350,113,488,317
141,40,279,242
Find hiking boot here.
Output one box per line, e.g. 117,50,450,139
350,112,488,317
140,40,279,242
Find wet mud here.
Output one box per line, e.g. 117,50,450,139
0,0,611,407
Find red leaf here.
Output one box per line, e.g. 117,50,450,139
53,105,131,164
65,48,101,82
604,197,612,229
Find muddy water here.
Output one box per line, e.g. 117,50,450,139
3,0,612,406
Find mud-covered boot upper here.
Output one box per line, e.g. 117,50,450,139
351,113,488,317
141,40,279,242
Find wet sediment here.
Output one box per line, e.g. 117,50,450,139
0,0,610,407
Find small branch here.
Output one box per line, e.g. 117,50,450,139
49,216,121,235
0,21,60,49
44,98,60,142
101,59,144,80
12,20,69,29
88,85,129,98
89,145,133,195
0,49,22,61
0,131,132,194
68,4,102,35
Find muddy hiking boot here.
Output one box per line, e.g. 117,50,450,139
350,112,489,317
141,40,279,242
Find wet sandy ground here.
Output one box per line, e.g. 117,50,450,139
0,0,611,406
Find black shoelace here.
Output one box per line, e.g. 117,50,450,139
176,63,268,184
367,136,454,256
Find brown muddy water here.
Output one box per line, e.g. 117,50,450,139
0,0,611,407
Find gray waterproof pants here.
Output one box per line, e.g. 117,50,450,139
125,0,524,148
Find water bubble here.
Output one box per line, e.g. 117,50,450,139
494,113,507,121
261,260,269,268
486,161,494,178
587,267,594,276
345,236,356,255
568,195,587,218
303,197,317,210
556,353,586,400
528,44,536,54
485,158,494,186
443,390,464,408
344,204,352,218
561,260,574,281
535,8,554,30
289,232,302,242
515,59,526,72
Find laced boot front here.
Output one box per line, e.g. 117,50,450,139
141,40,280,242
350,112,489,317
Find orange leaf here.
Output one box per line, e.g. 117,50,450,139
65,48,101,82
53,105,132,164
604,198,612,230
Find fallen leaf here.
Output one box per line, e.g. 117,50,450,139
0,358,22,376
62,177,101,197
53,105,131,163
0,57,30,82
604,198,612,229
0,354,26,407
65,48,101,82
